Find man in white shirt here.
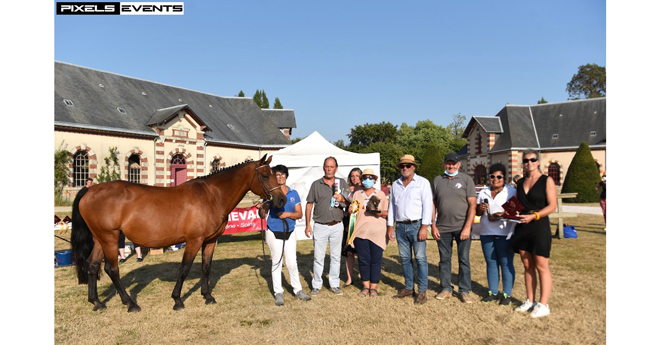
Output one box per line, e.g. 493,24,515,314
387,155,434,305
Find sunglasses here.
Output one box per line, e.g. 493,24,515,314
363,176,376,181
489,174,504,180
400,164,414,169
522,157,538,164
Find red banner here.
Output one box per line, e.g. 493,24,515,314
224,206,267,234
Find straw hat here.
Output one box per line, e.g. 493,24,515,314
396,154,418,168
362,168,378,180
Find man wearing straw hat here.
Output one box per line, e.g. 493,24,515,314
387,154,434,305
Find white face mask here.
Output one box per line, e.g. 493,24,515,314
603,177,606,182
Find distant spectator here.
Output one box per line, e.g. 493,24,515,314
596,171,606,229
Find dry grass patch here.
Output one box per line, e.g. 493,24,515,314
54,215,605,344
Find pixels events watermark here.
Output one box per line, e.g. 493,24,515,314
56,2,184,15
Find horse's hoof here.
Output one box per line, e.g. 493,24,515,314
92,302,106,311
128,305,142,313
205,297,217,305
173,303,185,311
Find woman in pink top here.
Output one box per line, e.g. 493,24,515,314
350,169,389,297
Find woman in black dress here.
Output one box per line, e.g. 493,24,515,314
510,149,557,318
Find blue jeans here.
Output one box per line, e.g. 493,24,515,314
437,230,471,294
353,237,384,284
395,222,428,292
480,235,515,296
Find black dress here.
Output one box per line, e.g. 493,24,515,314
510,175,552,258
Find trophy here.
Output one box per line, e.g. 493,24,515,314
366,194,381,213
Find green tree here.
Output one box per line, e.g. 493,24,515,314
447,113,468,153
97,147,121,183
357,141,403,184
333,139,347,149
347,121,398,149
273,97,283,109
237,90,245,97
253,90,262,108
397,120,453,166
417,143,444,182
290,137,302,144
566,63,606,99
538,97,548,104
561,142,602,203
260,90,270,109
54,141,71,196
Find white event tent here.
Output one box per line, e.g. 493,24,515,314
269,131,380,240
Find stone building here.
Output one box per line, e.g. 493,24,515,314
54,62,296,198
460,97,606,186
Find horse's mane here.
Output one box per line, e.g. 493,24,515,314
194,159,256,180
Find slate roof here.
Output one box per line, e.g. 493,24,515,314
463,98,606,153
54,61,292,147
262,109,297,128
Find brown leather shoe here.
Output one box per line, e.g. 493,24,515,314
414,291,427,305
392,288,414,298
459,293,473,304
435,290,453,300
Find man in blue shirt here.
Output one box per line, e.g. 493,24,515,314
387,154,434,305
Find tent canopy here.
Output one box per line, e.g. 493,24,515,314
268,131,381,239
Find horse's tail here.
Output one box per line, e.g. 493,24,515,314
71,187,97,284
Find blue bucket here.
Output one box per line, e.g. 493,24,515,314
55,250,73,266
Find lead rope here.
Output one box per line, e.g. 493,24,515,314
272,218,289,272
258,199,289,273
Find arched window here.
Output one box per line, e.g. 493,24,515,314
474,165,487,186
211,159,220,173
548,163,561,186
73,150,89,187
172,154,186,165
128,155,141,184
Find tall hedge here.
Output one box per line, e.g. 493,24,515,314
561,142,601,203
417,143,445,183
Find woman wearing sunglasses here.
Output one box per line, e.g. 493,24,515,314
350,168,389,297
341,167,363,287
509,149,557,318
476,163,517,306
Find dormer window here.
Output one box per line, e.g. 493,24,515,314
552,134,559,139
63,99,74,107
590,131,597,136
117,107,127,114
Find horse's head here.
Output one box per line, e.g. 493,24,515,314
251,155,287,208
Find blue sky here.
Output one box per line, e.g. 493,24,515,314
54,0,606,144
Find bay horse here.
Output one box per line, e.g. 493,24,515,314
71,154,286,312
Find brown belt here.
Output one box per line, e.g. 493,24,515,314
399,219,421,224
319,221,341,226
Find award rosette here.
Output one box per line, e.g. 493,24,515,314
346,200,361,247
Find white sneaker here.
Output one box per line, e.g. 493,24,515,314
530,303,550,318
514,299,537,312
